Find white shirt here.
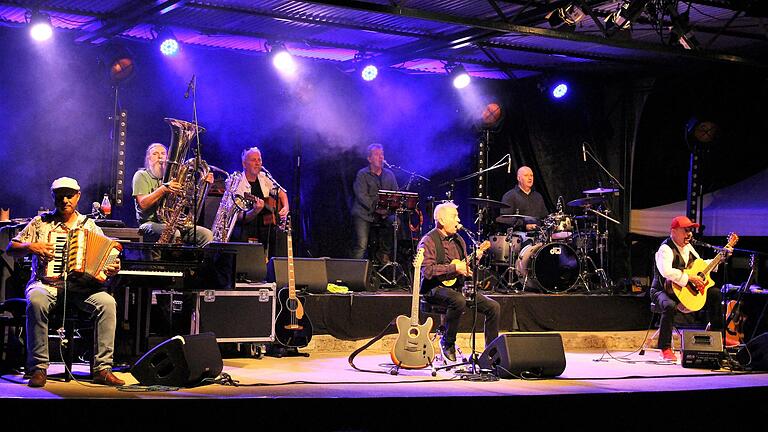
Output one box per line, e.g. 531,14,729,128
655,240,712,288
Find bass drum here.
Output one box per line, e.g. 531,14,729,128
515,242,581,293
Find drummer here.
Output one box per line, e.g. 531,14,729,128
499,166,548,233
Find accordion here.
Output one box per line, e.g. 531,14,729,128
44,228,123,283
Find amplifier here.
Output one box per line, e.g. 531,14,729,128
681,330,723,369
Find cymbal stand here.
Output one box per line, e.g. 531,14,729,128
585,206,619,292
376,210,411,288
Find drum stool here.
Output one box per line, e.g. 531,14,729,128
419,298,466,364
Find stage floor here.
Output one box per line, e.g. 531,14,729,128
2,341,767,429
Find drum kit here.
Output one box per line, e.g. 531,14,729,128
480,187,619,293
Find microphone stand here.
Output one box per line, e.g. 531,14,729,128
386,163,431,191
189,74,201,250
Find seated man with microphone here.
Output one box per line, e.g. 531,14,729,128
417,202,501,362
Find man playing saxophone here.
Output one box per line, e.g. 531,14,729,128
132,142,213,246
230,147,289,258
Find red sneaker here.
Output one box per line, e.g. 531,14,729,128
660,348,678,362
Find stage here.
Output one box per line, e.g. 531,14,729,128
2,341,767,429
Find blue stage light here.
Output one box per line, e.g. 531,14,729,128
551,82,569,99
361,64,378,81
159,38,179,56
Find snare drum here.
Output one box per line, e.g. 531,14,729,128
515,242,581,293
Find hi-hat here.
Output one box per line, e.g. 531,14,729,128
496,214,538,225
468,197,509,208
567,196,605,207
583,187,619,194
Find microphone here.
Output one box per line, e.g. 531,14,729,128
582,142,587,162
507,155,511,174
690,238,718,250
184,74,196,99
383,160,392,168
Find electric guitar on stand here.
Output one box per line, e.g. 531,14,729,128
665,232,738,313
274,215,313,348
391,248,434,369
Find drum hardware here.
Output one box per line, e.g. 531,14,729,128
566,196,606,208
374,190,419,287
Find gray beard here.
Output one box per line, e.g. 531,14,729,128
149,163,163,179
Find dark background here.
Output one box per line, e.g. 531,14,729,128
1,26,766,285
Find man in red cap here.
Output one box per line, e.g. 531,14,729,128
650,215,731,362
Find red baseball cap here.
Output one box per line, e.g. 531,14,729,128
670,215,700,230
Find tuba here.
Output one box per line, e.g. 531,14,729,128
211,171,251,242
157,118,211,244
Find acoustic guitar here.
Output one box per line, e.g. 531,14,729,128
665,232,738,313
390,248,434,369
243,191,283,226
442,240,491,287
274,215,313,348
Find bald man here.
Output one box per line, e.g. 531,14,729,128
418,202,500,362
500,166,548,232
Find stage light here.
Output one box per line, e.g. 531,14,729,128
361,64,378,81
28,11,53,42
605,0,650,32
156,28,179,56
447,64,471,89
546,4,585,29
551,82,569,99
103,44,136,83
269,42,296,75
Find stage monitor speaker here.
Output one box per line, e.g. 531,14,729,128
737,332,768,371
206,242,267,283
324,258,372,292
267,257,328,293
130,332,223,387
478,333,566,378
681,330,723,369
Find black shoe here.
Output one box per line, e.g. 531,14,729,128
28,369,47,388
442,344,457,362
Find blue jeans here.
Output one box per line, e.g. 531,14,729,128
25,282,117,372
139,222,213,247
351,215,393,260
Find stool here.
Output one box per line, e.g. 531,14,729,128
0,298,26,373
419,298,466,364
645,300,680,351
49,303,96,381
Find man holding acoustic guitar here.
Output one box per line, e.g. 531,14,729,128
650,215,736,362
418,202,500,362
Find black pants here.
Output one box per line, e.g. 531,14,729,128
650,286,722,350
425,286,500,349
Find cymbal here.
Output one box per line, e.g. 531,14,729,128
583,187,619,194
496,214,538,225
567,196,605,207
467,197,509,208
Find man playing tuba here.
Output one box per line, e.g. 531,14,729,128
132,142,213,246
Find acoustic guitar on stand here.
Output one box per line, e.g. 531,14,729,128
665,232,738,313
274,215,313,348
391,248,434,369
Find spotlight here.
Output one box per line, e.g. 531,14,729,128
27,11,53,42
270,42,296,75
605,0,650,32
156,28,179,56
103,44,136,83
361,64,378,81
447,64,471,89
546,4,585,29
551,82,569,99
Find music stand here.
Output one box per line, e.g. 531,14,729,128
374,190,418,287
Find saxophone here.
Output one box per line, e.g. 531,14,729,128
157,118,211,244
211,171,251,242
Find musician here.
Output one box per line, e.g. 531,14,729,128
231,147,289,258
500,166,548,232
6,177,124,387
132,143,213,246
350,143,398,263
651,215,731,362
418,202,500,362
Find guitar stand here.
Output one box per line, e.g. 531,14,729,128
390,357,437,377
266,344,310,358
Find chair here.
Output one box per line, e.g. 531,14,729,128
0,298,26,373
419,298,466,364
49,302,96,381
